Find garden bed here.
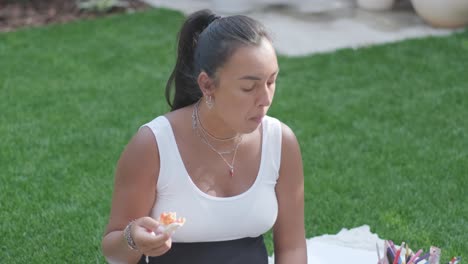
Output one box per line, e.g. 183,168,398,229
0,0,151,32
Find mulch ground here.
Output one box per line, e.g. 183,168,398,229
0,0,151,32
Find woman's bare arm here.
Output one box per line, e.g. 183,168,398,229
102,126,171,264
273,123,307,264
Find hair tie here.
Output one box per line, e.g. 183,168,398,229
209,14,222,24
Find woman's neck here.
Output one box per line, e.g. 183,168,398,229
195,100,241,141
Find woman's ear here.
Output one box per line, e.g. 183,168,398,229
197,71,215,96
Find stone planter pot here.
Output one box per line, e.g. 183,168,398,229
211,0,292,13
357,0,395,11
293,0,355,13
211,0,356,14
411,0,468,28
211,0,257,13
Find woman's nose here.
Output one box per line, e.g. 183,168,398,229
257,83,273,107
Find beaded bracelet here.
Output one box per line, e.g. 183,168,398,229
123,220,139,251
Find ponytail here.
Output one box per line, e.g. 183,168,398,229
165,10,219,111
165,9,271,111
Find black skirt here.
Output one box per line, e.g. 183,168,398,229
138,235,268,264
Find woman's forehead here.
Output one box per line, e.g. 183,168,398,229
220,39,278,78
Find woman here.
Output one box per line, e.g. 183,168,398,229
102,9,307,264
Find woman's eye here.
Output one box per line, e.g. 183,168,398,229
242,85,255,92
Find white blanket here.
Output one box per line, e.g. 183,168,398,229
269,225,385,264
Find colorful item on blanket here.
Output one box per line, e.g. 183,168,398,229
377,241,461,264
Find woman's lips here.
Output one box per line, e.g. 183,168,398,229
250,115,265,124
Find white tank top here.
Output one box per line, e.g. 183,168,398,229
142,115,282,243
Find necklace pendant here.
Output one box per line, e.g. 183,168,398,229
229,168,234,177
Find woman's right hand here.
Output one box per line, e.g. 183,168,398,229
131,216,172,257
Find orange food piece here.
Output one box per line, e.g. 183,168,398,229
159,212,186,226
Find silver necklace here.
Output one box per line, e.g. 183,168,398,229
193,101,241,154
192,101,243,177
197,112,239,142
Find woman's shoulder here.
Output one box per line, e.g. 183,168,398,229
114,123,161,187
120,111,179,167
126,123,161,162
264,115,297,143
140,115,169,131
117,107,191,182
264,116,300,163
163,105,192,123
137,106,193,146
162,106,193,134
139,105,189,133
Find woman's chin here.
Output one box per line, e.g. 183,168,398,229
242,120,263,134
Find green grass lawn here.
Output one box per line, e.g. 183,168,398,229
1,8,467,263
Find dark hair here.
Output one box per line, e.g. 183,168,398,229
165,9,272,111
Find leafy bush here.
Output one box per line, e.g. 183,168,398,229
77,0,129,13
4,0,34,4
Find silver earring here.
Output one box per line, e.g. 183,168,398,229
206,96,214,109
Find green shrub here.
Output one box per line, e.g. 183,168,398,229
77,0,129,13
